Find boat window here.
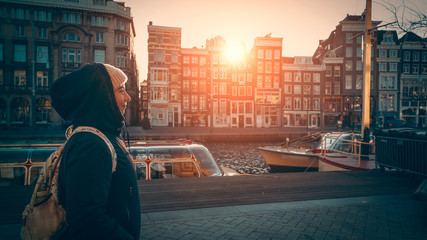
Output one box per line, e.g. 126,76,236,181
147,147,192,160
189,145,222,176
0,166,26,186
0,149,30,164
31,149,56,163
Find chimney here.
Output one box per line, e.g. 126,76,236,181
149,21,153,25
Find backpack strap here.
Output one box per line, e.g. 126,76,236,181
66,125,117,173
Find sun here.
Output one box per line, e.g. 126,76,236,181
225,41,246,62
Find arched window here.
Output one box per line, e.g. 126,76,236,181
36,97,51,123
62,32,81,42
11,97,30,124
0,98,6,124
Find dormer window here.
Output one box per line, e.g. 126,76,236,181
62,33,81,42
383,33,393,44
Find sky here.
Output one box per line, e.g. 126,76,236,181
124,0,426,82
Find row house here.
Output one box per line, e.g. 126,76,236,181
181,47,210,127
147,22,181,127
252,35,283,128
374,30,400,127
282,57,322,129
398,32,427,128
0,0,138,127
206,36,230,127
313,13,381,129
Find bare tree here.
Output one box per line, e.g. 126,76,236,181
376,0,426,37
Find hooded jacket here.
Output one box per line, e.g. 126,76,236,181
51,63,140,240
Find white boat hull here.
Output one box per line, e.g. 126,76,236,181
258,147,319,172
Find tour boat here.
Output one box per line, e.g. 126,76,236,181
318,133,376,171
259,132,373,173
0,140,238,185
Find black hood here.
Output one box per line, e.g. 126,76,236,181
50,63,124,134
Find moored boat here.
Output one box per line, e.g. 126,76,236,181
318,133,376,171
258,146,319,172
0,140,238,185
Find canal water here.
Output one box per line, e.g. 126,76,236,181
203,141,281,175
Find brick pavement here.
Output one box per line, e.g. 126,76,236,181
141,194,427,240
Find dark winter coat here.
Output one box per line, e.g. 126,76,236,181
50,63,140,240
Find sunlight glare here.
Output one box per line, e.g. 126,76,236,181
225,41,246,62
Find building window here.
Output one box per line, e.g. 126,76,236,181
257,49,264,59
117,20,128,31
284,84,292,94
91,16,108,27
265,62,272,73
346,47,352,57
313,73,320,82
403,51,410,61
191,81,198,92
334,66,340,76
294,85,301,94
325,82,331,94
95,32,104,43
294,72,301,82
403,64,410,73
303,73,311,82
11,8,29,20
199,67,206,78
247,86,252,96
38,27,47,39
183,95,189,110
62,33,81,42
0,43,3,61
36,46,48,63
191,67,198,78
274,50,280,59
93,0,107,6
116,52,127,67
14,44,26,62
183,80,190,92
62,48,81,63
15,25,25,37
171,51,178,63
325,66,332,77
313,98,320,110
356,75,362,90
219,82,227,95
356,61,363,71
412,64,419,74
345,61,353,71
356,47,362,57
383,34,393,44
345,75,352,90
413,52,419,61
390,50,397,58
116,34,129,46
0,70,3,86
422,52,427,61
14,70,26,88
154,50,165,63
34,10,51,22
356,36,362,44
219,67,227,79
199,95,207,110
346,33,353,44
171,36,179,45
303,85,311,95
191,56,198,64
265,49,272,59
238,86,245,96
36,71,48,89
264,76,272,88
11,97,30,124
284,97,291,110
274,62,280,74
313,85,320,95
284,72,292,82
389,63,397,72
294,97,301,110
156,34,163,44
183,67,190,77
333,82,340,94
303,97,310,110
379,50,387,58
94,49,105,63
257,62,263,73
379,63,387,72
63,12,81,24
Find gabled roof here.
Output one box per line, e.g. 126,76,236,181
399,32,426,43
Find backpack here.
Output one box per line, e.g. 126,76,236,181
21,126,117,240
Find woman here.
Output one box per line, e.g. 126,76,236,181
50,63,140,240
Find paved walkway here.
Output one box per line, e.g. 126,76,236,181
1,194,425,240
141,194,427,240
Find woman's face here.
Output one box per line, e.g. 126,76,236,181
114,85,131,115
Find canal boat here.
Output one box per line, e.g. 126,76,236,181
259,132,373,173
0,140,238,186
318,133,376,171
